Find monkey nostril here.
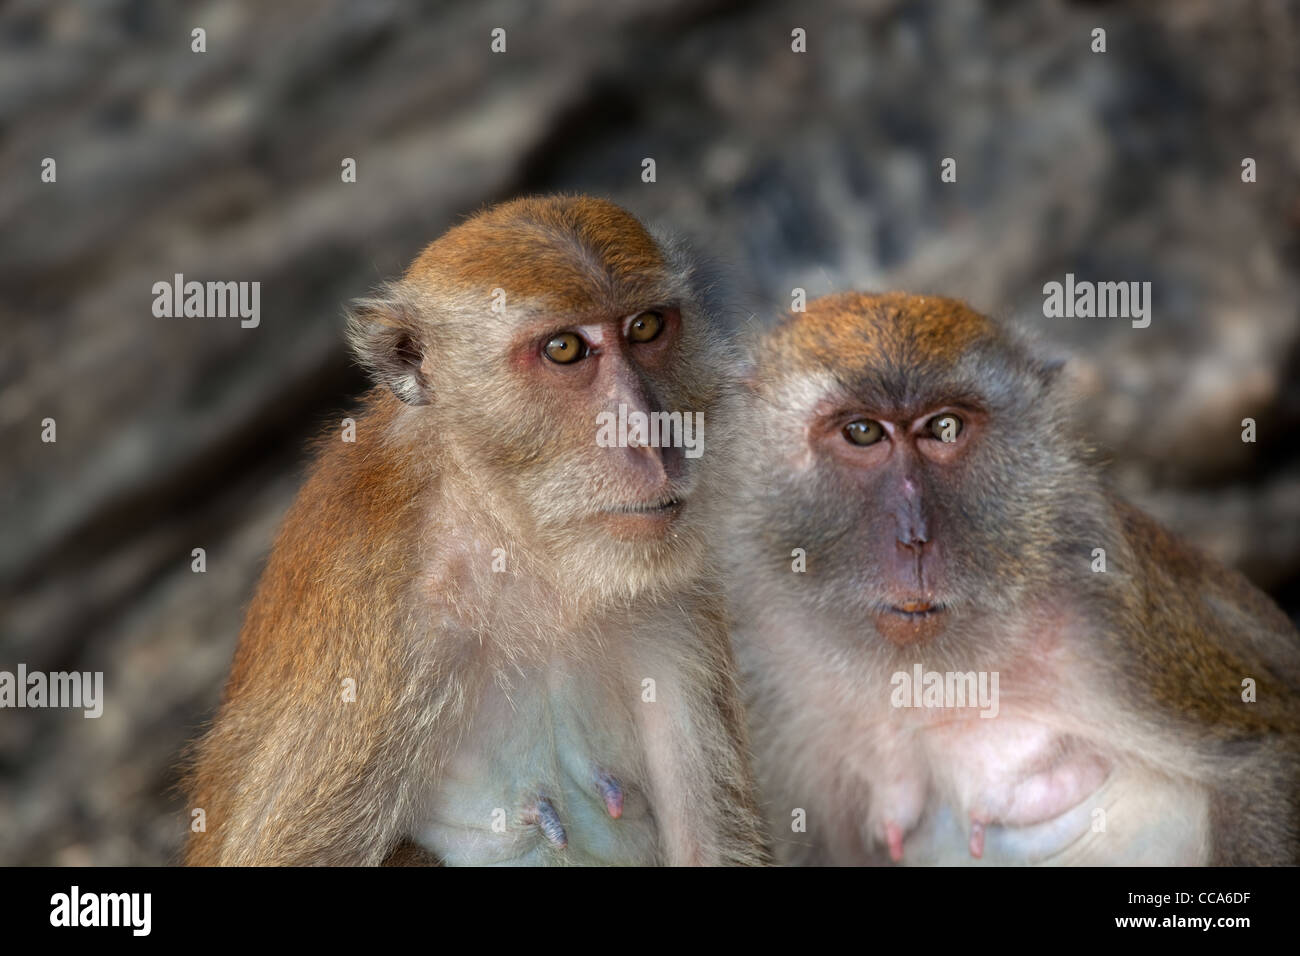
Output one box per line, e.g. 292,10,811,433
623,442,669,485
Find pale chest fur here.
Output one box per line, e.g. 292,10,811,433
413,606,711,865
740,615,1210,865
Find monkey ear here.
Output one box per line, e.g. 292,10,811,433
346,287,432,406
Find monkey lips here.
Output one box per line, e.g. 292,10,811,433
873,599,948,646
598,496,686,539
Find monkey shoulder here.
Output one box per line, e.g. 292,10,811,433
1112,496,1298,652
1107,496,1300,743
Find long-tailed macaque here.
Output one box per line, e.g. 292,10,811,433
726,291,1300,865
185,195,766,866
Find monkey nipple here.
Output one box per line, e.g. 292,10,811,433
523,796,568,850
969,818,986,859
596,771,625,819
884,821,905,863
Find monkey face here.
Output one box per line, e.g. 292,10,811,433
462,300,730,599
811,403,986,645
349,196,738,602
732,292,1086,657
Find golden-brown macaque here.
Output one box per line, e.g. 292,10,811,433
726,291,1300,865
184,195,766,866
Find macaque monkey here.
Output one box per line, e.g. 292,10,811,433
726,291,1300,865
185,195,766,866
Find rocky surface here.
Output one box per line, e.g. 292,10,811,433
1,0,1297,864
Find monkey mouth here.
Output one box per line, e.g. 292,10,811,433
886,601,945,621
597,496,685,540
873,600,949,644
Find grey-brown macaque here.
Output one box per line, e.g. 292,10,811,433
725,291,1300,865
185,195,766,866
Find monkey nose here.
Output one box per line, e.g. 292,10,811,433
896,533,930,553
625,439,684,484
622,441,669,485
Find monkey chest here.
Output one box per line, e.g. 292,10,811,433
413,665,662,865
859,715,1210,865
895,767,1209,865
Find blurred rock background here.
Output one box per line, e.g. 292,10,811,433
1,0,1298,865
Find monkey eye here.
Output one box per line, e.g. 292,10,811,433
543,332,587,364
928,413,963,443
627,310,664,344
843,419,885,446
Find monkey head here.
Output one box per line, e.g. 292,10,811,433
347,195,736,604
732,291,1101,661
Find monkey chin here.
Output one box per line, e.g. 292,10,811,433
553,502,705,603
872,603,948,647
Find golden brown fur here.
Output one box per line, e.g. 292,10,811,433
184,196,766,866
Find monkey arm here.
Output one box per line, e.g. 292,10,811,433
185,404,473,865
1112,498,1300,729
183,607,478,865
631,604,770,866
1109,498,1300,863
